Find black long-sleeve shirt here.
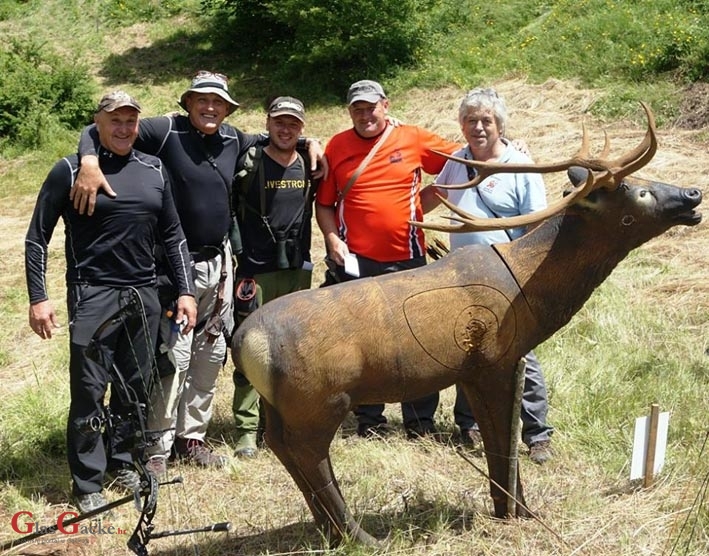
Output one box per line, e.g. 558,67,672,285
25,147,195,304
79,116,268,251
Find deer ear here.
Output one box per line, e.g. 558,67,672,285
567,166,589,186
564,165,601,208
563,166,590,198
564,165,595,199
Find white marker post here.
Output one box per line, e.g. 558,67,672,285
630,403,669,487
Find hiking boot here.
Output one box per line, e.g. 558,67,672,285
74,491,109,514
460,428,484,455
234,432,258,458
106,468,141,492
357,422,394,439
529,440,553,465
175,437,228,468
145,455,168,478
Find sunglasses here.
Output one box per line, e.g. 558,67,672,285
194,70,228,82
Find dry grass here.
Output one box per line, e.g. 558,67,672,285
1,69,709,556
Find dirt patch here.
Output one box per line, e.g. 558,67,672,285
675,82,709,129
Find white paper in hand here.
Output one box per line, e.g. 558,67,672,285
344,253,360,277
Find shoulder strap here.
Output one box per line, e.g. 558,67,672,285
235,145,266,217
190,126,233,190
297,151,312,240
337,124,394,202
237,145,264,191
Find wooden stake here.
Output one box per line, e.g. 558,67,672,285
643,403,660,488
507,356,526,517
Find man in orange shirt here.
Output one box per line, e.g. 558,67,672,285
316,79,460,438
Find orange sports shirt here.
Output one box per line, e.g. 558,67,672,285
318,124,459,262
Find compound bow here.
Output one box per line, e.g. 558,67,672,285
1,288,230,555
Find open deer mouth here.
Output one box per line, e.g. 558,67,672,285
676,209,702,225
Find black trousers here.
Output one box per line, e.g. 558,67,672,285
66,285,160,495
321,254,438,431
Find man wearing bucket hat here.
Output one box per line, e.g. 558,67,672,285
25,90,196,512
71,72,325,473
230,95,319,457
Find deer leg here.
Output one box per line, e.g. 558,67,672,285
261,399,381,546
458,380,529,518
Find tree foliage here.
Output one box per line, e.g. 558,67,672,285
203,0,431,99
0,39,95,154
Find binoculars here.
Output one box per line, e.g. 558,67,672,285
275,229,303,270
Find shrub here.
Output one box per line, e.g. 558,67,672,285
203,0,431,99
0,39,96,154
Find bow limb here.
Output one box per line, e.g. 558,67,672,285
126,471,159,556
85,288,161,555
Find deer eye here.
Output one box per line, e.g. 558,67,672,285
636,188,654,206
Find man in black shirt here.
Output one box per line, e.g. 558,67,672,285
231,96,317,457
25,91,196,513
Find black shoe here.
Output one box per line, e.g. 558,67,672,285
405,424,438,440
460,428,484,455
357,423,394,439
74,491,109,514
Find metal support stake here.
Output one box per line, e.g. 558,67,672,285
507,356,526,517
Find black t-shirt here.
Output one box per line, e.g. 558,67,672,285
237,150,313,275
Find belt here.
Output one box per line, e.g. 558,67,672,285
190,245,223,264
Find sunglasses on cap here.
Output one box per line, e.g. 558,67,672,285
194,70,228,81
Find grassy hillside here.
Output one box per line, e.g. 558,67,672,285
1,2,708,555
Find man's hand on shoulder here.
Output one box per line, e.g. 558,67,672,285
511,138,531,158
70,155,116,216
307,138,328,180
386,115,403,127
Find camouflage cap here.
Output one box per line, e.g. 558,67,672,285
96,90,142,113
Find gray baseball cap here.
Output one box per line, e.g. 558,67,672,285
346,80,387,105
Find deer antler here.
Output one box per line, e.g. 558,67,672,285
417,102,657,234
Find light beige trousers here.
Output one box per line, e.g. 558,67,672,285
148,243,234,457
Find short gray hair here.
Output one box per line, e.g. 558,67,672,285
458,88,508,136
